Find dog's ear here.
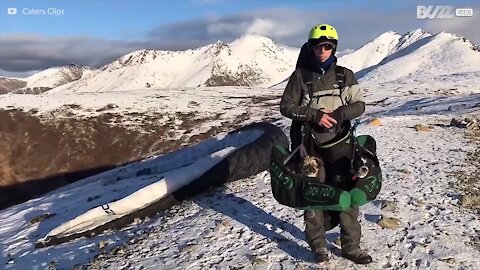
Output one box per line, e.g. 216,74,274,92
312,159,319,168
313,157,323,167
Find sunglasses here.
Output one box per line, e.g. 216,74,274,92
313,43,334,51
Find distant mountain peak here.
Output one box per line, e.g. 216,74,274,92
47,35,299,92
433,31,480,52
338,28,434,72
67,63,80,68
372,31,401,41
236,34,274,41
231,34,279,47
356,29,480,83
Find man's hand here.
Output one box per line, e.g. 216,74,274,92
318,109,337,128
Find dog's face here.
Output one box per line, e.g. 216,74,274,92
300,155,325,181
352,156,370,179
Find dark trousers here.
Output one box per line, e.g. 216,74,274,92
304,207,361,252
303,133,362,253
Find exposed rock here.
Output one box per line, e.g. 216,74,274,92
380,200,398,212
13,87,52,94
439,257,456,264
180,243,198,253
382,261,393,268
416,198,427,206
72,264,85,270
205,63,266,87
48,260,58,270
334,237,341,246
29,213,56,225
450,117,479,130
369,118,382,126
0,77,27,94
96,104,119,112
450,118,461,126
98,240,108,250
414,124,433,132
461,195,480,208
377,216,403,229
110,245,126,256
294,263,311,270
397,168,412,175
466,120,479,130
248,255,268,265
215,219,233,232
448,104,468,111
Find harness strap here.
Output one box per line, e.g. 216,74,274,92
298,66,348,154
282,143,308,165
314,129,351,149
300,66,347,101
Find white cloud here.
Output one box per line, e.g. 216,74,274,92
0,69,38,78
245,18,305,39
0,34,142,72
206,20,247,36
245,19,275,35
3,6,479,73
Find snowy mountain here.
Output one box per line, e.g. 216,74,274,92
358,32,480,84
270,29,478,89
272,29,439,90
0,77,26,94
25,64,95,88
337,29,432,73
0,64,95,94
48,35,299,93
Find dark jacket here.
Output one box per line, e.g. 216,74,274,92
280,44,365,153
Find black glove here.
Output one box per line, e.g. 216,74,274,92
314,109,324,123
329,109,345,125
332,102,365,122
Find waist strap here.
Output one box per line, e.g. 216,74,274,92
314,129,351,149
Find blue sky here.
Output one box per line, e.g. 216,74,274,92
0,0,411,39
0,0,478,76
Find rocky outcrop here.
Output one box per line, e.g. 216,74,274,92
0,77,27,94
0,109,242,209
205,63,266,87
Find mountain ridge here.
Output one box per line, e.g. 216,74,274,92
1,30,479,94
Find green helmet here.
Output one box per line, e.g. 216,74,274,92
308,24,338,41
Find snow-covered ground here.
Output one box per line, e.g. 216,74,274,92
1,29,480,269
1,76,480,269
0,87,279,118
24,65,95,89
0,86,282,139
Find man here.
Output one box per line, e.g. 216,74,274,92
280,24,372,264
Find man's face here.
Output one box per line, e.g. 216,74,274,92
313,43,334,63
